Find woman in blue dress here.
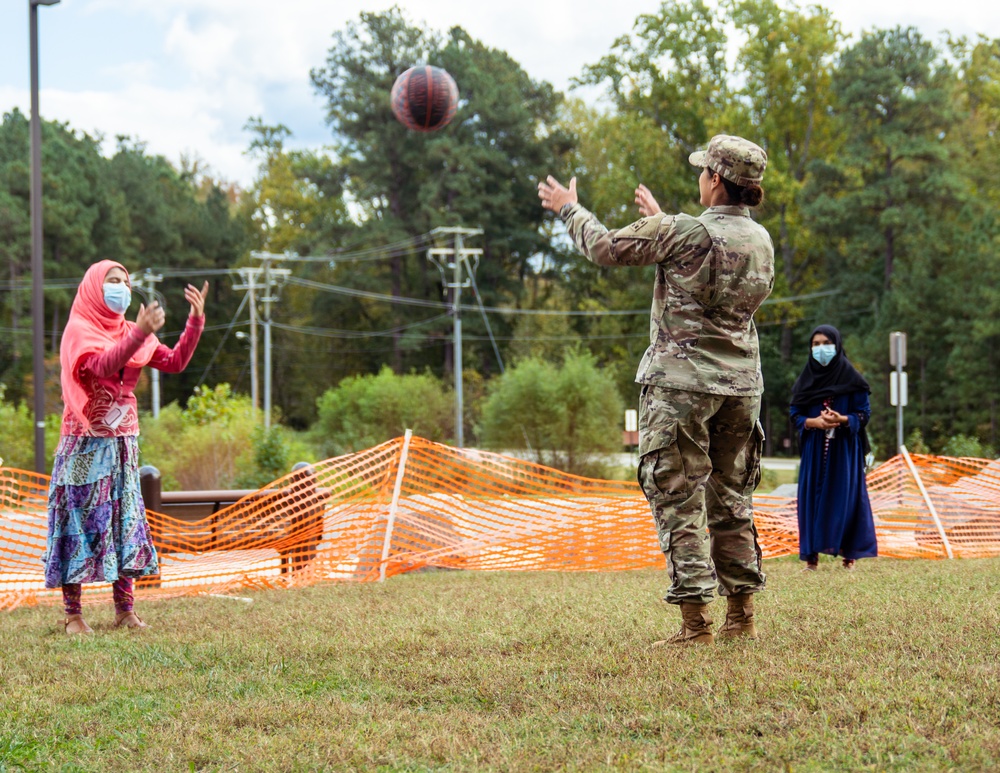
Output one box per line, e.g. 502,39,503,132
789,325,877,570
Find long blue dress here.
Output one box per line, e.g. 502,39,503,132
790,391,878,561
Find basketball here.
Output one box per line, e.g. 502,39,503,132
390,65,459,133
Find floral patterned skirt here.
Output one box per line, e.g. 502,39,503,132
42,435,159,588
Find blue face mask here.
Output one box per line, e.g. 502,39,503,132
103,283,132,315
811,343,836,367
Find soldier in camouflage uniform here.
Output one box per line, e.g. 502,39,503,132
538,135,774,646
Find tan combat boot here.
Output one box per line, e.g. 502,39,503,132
652,601,714,646
716,593,757,641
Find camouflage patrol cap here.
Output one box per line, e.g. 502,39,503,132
688,135,767,186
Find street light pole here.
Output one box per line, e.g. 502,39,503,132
29,0,61,473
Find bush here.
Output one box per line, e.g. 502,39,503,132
905,428,930,455
940,434,996,459
234,426,317,489
0,384,62,472
479,350,625,477
312,366,454,458
139,384,316,490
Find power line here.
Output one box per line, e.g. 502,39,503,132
271,313,450,339
284,276,840,316
285,275,451,310
1,268,244,297
467,267,505,373
195,292,250,387
253,233,436,264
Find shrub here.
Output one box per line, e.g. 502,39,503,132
940,434,996,459
312,366,453,458
234,426,317,489
479,350,625,477
905,428,930,455
0,384,62,472
140,384,316,490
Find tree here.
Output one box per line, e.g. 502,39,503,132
310,7,571,376
312,366,454,457
802,27,971,451
0,111,251,415
479,349,625,476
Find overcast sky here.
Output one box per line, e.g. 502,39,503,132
2,0,999,186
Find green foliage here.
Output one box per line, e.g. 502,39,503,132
0,110,249,412
0,385,62,471
480,350,625,477
3,4,1000,464
183,383,241,426
139,384,315,491
307,6,572,387
233,426,316,489
905,428,930,455
312,366,454,457
939,434,996,459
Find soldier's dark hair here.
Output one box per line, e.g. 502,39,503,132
707,167,765,208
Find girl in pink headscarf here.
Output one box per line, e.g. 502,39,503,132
44,260,208,634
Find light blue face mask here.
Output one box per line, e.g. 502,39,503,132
103,283,132,315
811,343,836,367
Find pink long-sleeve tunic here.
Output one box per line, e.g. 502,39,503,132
61,315,205,437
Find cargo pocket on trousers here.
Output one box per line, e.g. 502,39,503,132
744,420,765,491
638,433,686,502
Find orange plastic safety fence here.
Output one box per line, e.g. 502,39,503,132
3,438,1000,612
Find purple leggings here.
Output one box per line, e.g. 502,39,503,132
62,578,134,617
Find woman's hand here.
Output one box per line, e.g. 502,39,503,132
822,408,849,426
806,413,839,430
634,184,662,217
537,175,578,213
136,301,165,336
185,281,209,318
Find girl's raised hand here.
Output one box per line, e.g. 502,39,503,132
136,301,166,336
185,281,209,318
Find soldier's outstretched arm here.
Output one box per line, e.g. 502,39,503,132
538,173,668,267
560,204,669,267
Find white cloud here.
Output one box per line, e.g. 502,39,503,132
7,0,1000,189
0,82,260,185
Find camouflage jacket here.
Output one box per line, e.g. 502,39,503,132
560,202,774,395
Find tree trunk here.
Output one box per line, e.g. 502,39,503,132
884,149,895,289
9,257,19,360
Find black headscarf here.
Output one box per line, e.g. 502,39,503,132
789,325,871,408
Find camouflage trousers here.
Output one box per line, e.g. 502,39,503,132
637,385,766,605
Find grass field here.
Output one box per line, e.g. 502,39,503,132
2,557,999,772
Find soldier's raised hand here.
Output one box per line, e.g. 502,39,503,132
635,184,662,217
538,175,578,213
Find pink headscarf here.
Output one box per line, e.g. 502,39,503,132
59,260,158,427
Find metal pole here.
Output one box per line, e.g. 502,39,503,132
29,2,46,473
144,272,162,418
263,259,271,429
896,336,904,453
248,271,259,411
453,232,464,448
